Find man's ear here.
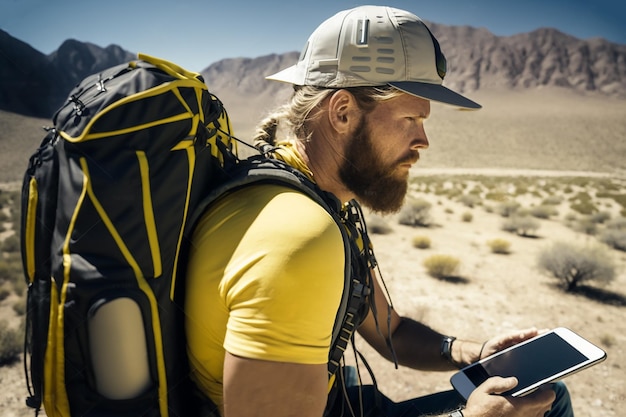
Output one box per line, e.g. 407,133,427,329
327,89,360,135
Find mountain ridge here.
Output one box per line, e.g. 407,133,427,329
1,24,625,119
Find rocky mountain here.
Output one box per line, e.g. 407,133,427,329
427,23,626,96
0,25,624,120
0,29,135,118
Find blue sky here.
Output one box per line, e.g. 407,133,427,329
1,0,624,72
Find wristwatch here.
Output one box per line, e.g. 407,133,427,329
441,335,456,362
448,408,464,417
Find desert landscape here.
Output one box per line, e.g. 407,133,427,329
1,87,625,417
1,24,626,412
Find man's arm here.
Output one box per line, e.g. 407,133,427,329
357,271,482,370
222,353,328,417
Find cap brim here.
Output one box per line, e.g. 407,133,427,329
266,65,305,85
389,81,481,110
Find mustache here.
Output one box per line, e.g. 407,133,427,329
398,151,420,165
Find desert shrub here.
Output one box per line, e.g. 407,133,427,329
572,218,597,235
398,198,432,227
461,212,473,222
485,191,508,202
599,229,626,252
497,201,521,218
590,211,611,224
467,184,484,196
367,214,393,235
537,242,615,291
12,297,26,316
487,239,511,254
0,258,24,287
458,194,481,208
0,320,22,366
596,191,626,211
501,215,540,237
529,205,558,219
423,254,460,279
564,213,578,222
599,334,616,348
570,200,598,215
605,217,626,230
0,190,12,209
412,235,431,249
542,195,563,205
0,285,11,301
1,234,19,253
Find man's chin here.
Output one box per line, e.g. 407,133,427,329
357,184,408,214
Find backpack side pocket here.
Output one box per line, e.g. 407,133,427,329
21,129,60,412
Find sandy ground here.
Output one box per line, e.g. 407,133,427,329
0,172,624,417
351,184,625,416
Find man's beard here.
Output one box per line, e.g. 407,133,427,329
339,118,410,214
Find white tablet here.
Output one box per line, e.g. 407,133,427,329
450,327,607,399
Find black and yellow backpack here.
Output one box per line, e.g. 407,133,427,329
20,54,370,417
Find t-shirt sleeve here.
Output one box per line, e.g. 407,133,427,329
220,185,345,364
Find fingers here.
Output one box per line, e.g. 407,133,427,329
482,328,542,357
477,376,519,395
501,328,539,346
513,385,557,417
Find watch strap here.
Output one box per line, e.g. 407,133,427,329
448,409,464,417
441,335,456,362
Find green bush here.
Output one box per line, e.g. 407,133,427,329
423,254,460,279
537,242,615,291
412,235,432,249
0,320,23,366
398,198,432,227
501,215,540,237
487,239,511,254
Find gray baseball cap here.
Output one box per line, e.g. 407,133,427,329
267,5,481,109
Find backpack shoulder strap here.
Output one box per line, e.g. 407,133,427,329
183,155,355,377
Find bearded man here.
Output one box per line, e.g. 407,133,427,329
185,5,574,417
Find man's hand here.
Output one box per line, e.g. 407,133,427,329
463,377,556,417
478,328,545,360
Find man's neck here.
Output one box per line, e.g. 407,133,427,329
295,138,354,204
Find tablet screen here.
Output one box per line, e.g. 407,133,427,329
465,332,588,394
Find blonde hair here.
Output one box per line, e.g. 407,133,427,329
253,85,404,151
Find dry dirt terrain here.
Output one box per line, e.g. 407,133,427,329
1,89,625,416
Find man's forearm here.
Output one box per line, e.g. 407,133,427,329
389,318,482,371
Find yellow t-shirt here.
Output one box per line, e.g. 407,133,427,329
184,182,345,407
